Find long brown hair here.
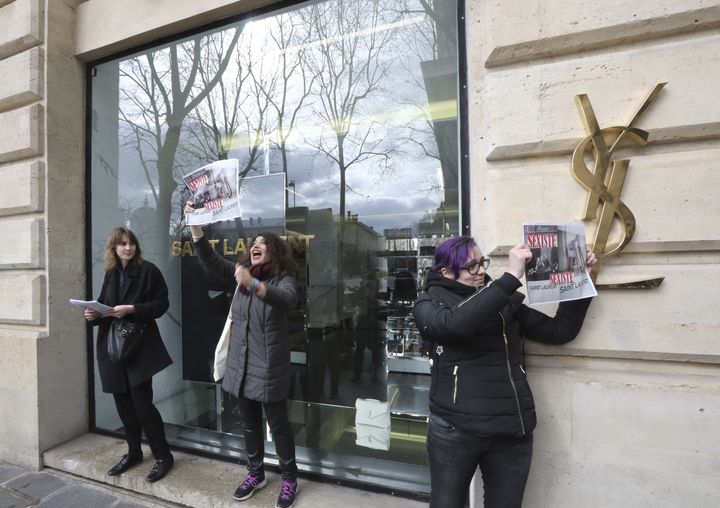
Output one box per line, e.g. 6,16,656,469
238,231,297,277
104,227,143,271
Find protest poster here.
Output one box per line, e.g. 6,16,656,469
523,223,597,305
183,159,240,225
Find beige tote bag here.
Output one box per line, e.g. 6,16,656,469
212,288,237,381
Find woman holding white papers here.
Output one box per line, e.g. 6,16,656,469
83,227,174,483
185,202,300,508
412,236,596,508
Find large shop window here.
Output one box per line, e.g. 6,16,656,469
88,0,461,497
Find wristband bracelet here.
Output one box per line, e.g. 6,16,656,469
251,278,260,292
255,281,264,295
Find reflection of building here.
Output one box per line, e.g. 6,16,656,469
2,1,719,506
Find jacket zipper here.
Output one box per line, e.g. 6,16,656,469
499,312,525,436
457,282,490,308
452,365,459,403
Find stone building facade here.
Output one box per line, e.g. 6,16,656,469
1,1,718,506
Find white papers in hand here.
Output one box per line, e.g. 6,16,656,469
69,299,114,314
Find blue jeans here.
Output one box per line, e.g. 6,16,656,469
427,414,533,508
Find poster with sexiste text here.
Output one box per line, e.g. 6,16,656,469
183,159,240,225
523,223,597,305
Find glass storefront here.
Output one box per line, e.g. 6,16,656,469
88,0,462,498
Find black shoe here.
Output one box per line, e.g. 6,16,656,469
107,453,143,476
146,455,174,482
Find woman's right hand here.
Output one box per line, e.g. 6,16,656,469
83,308,100,321
184,200,204,238
508,244,532,280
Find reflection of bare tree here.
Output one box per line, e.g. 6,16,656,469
396,0,458,233
118,28,241,254
303,0,399,222
256,13,316,181
186,38,249,162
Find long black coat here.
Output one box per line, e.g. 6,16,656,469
413,271,591,437
193,236,297,402
90,260,172,393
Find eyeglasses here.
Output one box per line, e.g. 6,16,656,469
461,257,490,274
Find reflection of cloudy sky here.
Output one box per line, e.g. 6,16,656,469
239,173,286,218
282,145,443,232
105,0,455,236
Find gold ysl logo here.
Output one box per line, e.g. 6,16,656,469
571,83,666,288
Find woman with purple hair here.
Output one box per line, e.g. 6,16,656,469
413,236,595,508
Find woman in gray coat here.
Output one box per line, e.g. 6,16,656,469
186,205,299,508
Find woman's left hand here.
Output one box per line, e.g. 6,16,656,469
586,250,597,268
109,305,135,318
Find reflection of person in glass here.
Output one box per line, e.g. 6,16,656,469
352,270,382,383
185,203,299,508
83,227,174,483
412,236,596,508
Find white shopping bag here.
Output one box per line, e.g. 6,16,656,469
355,398,391,451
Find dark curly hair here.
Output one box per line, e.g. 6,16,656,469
238,231,297,277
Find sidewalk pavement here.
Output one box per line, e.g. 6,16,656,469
4,433,427,508
0,461,179,508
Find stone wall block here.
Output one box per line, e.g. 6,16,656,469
0,273,45,324
481,36,720,151
75,0,266,60
0,160,43,215
0,216,43,268
0,329,42,469
0,0,43,60
525,361,720,507
485,2,720,66
483,149,720,250
0,104,44,163
0,46,43,112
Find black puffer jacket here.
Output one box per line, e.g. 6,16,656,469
413,270,591,438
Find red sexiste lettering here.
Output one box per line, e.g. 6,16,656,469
549,272,573,284
527,233,558,248
188,174,209,191
205,199,223,210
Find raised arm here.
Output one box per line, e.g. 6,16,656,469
185,201,236,285
413,273,523,344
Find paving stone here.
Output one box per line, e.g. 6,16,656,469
0,463,25,483
5,472,67,500
37,485,118,507
112,500,158,508
0,487,32,508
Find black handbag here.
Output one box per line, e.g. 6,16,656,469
108,319,147,364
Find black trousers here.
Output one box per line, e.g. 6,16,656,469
427,414,533,508
237,396,298,480
112,377,171,461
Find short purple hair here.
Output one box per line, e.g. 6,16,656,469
432,236,477,276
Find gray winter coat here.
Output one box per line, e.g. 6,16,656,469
193,236,297,402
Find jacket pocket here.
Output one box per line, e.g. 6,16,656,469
429,413,455,430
